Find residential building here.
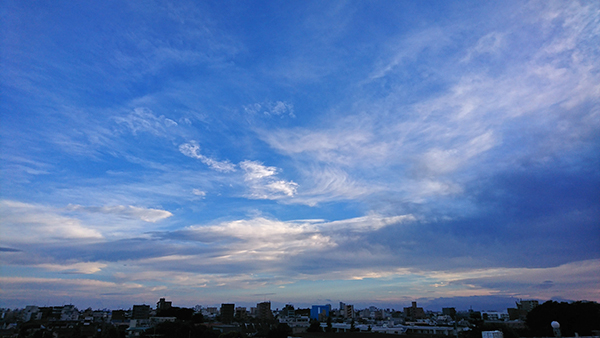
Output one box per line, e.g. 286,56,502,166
310,305,330,321
341,304,354,319
132,305,150,320
256,302,273,320
220,304,235,323
235,307,247,320
404,302,426,320
157,298,172,312
442,307,456,319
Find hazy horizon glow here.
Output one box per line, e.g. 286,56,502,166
1,0,599,311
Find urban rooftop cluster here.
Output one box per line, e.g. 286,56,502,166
3,298,599,338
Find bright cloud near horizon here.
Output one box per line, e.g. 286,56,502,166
1,1,599,311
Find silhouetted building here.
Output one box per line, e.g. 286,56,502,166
442,307,457,319
281,304,295,318
517,300,539,312
404,302,426,320
157,298,172,311
508,299,539,320
257,301,273,320
132,305,150,319
341,304,355,319
235,307,247,320
111,310,126,323
220,303,235,323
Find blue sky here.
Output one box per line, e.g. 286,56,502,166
1,0,599,311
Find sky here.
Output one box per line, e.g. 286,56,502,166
1,0,599,312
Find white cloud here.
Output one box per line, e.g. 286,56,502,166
240,160,277,180
35,262,107,274
419,131,497,175
462,32,506,62
0,200,103,244
322,214,415,232
114,107,179,136
258,1,599,209
369,27,451,80
239,160,298,199
66,205,173,223
244,101,295,118
172,214,413,265
266,180,298,197
179,141,236,172
192,189,206,197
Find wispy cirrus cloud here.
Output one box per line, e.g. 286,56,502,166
115,107,179,137
244,101,295,118
65,205,172,223
240,160,298,199
34,262,108,274
179,141,236,172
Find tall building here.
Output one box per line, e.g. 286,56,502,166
235,307,247,320
281,304,295,318
508,299,539,320
310,305,330,321
132,305,150,319
157,298,172,312
404,302,425,320
340,303,355,319
220,303,235,323
517,300,539,312
257,301,273,320
442,307,456,319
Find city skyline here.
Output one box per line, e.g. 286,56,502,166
1,1,599,310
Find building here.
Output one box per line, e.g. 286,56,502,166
220,304,235,323
281,304,295,318
517,300,539,312
157,298,172,312
22,306,41,322
341,304,354,319
235,307,247,320
482,331,504,338
482,311,509,321
404,302,426,320
132,305,150,320
310,305,330,321
507,299,539,320
257,301,273,320
442,307,456,319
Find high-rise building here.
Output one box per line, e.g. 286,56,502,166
508,299,539,320
442,307,456,319
310,305,330,321
343,304,355,319
281,304,295,318
235,307,247,320
132,305,150,319
517,300,539,312
220,304,235,323
257,301,273,320
157,298,172,312
403,302,425,320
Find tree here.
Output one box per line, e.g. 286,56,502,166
307,320,322,333
267,323,291,338
526,301,600,337
218,332,243,338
